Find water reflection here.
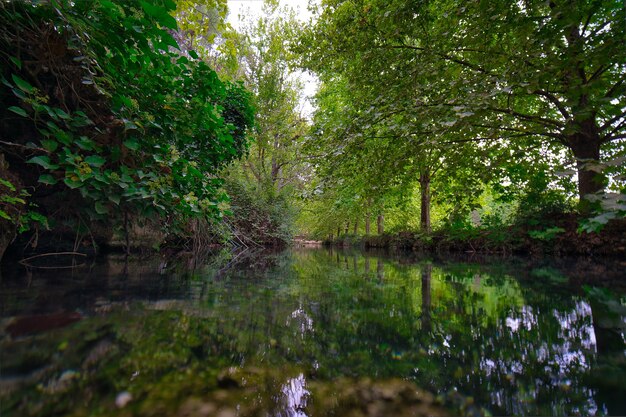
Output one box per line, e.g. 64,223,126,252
1,248,625,416
276,374,309,417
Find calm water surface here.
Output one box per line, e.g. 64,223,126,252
1,248,625,416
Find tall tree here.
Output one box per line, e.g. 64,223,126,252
299,0,626,204
239,3,310,195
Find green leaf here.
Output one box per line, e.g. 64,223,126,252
41,139,58,152
1,195,25,205
77,136,95,151
0,178,16,191
189,50,199,59
99,0,118,13
11,74,33,92
95,201,109,215
11,88,27,101
0,210,11,221
8,106,27,117
115,95,134,108
27,155,59,170
38,174,58,185
85,155,106,167
9,56,21,69
160,33,179,50
124,139,140,151
140,1,178,30
53,130,72,146
63,178,82,189
42,105,59,120
54,108,70,120
108,194,121,205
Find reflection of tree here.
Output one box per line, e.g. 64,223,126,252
421,264,432,333
376,258,384,281
587,292,626,416
590,300,624,355
289,251,612,415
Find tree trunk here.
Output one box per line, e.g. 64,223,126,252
353,220,358,234
568,131,604,200
344,222,349,235
377,214,384,235
365,198,372,235
419,170,431,233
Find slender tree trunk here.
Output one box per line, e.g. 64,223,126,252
365,198,372,235
344,222,349,235
377,214,384,235
353,220,358,234
337,226,341,238
419,170,431,233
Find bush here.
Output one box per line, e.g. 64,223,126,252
223,180,296,246
0,0,253,249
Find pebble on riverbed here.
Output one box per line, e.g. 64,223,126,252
116,391,132,408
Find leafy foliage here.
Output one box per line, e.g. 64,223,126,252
295,0,625,237
0,0,253,243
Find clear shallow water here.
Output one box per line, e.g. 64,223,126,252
1,248,625,416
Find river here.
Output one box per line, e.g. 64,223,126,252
1,248,625,416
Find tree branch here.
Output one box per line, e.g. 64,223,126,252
486,106,564,128
378,43,496,76
533,89,570,119
605,74,626,99
600,110,626,133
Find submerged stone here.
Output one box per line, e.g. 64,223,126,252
172,367,450,417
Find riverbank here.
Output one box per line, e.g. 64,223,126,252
327,217,626,258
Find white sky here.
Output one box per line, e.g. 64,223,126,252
226,0,319,119
227,0,315,29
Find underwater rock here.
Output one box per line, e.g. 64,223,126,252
82,338,118,370
174,367,450,417
41,370,79,394
178,398,218,417
116,391,132,408
308,377,448,417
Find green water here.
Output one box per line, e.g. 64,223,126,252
1,248,625,416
